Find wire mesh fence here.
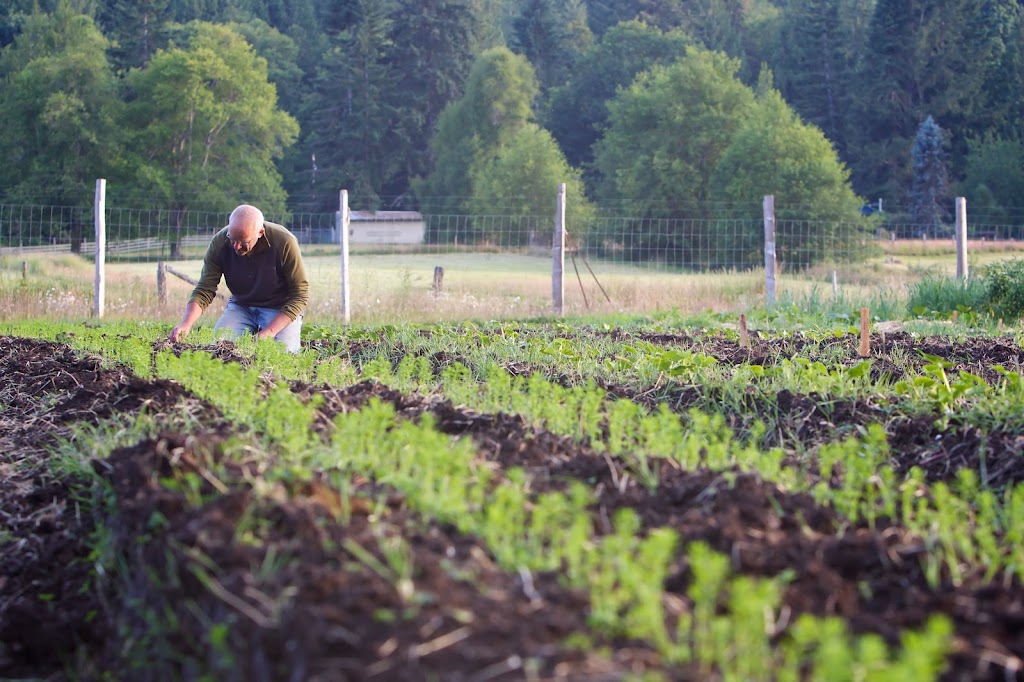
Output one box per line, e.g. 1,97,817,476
4,198,1024,321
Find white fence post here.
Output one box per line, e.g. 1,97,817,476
94,178,106,318
955,196,968,281
763,194,776,306
552,183,566,315
339,189,351,324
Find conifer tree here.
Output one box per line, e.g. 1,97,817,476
910,115,950,233
95,0,171,70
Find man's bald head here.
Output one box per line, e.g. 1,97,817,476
227,204,265,255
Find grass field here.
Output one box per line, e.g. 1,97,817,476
2,239,1022,326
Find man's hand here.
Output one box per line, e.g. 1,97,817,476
257,311,293,340
170,302,203,343
170,324,191,343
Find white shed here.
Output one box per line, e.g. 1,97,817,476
338,210,425,244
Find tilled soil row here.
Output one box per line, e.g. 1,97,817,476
298,378,1024,680
0,336,197,677
314,330,1024,488
5,335,1024,680
0,336,645,680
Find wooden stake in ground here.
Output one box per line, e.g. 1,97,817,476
432,266,444,298
22,261,27,279
739,314,749,348
859,308,871,357
157,261,167,305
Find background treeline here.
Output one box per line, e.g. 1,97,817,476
1,0,1023,230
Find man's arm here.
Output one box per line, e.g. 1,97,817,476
170,301,204,342
168,233,225,343
275,231,309,321
256,311,294,339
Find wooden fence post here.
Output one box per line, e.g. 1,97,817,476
339,189,351,324
93,178,106,318
22,261,27,279
157,261,167,305
763,195,776,306
552,182,566,315
955,197,968,281
432,266,444,298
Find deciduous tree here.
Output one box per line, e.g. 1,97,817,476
545,20,690,190
466,123,594,245
123,21,297,253
415,47,538,219
592,46,755,217
711,90,865,267
0,1,123,211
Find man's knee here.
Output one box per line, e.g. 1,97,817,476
275,316,303,353
214,304,259,338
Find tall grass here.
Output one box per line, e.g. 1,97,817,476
906,274,990,318
5,248,1020,325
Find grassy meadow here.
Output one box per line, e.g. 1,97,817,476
2,238,1023,327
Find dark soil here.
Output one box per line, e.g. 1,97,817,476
3,333,1024,681
0,338,639,680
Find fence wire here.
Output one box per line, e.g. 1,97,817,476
3,202,1022,319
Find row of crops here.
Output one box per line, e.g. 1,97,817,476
1,315,1023,680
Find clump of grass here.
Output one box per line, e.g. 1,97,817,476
775,285,906,322
982,258,1024,323
906,274,989,318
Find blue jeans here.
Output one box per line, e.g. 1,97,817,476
214,302,303,353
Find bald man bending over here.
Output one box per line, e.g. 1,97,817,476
170,204,309,353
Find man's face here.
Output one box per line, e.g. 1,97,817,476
228,220,264,256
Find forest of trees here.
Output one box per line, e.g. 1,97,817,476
1,0,1023,232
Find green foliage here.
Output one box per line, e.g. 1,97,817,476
511,0,592,94
594,46,756,216
847,0,1016,199
712,89,863,223
981,258,1024,322
911,260,1024,325
465,123,595,244
300,0,400,210
0,0,124,207
95,0,173,71
958,134,1024,223
415,46,539,219
710,89,866,267
910,116,950,230
123,21,298,215
381,0,485,206
225,17,304,113
771,0,868,161
906,274,989,320
545,20,691,182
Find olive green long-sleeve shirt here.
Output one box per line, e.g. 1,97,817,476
188,221,309,320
